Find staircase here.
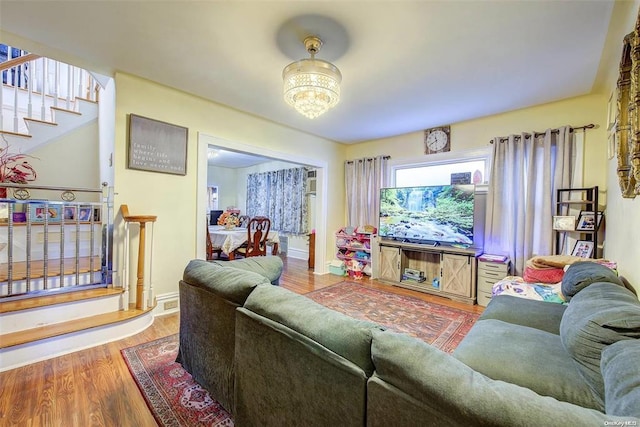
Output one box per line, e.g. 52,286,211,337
0,46,157,372
1,46,99,152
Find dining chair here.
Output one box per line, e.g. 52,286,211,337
234,216,271,258
238,215,250,228
206,223,223,260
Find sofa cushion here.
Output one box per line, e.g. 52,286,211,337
601,339,640,418
561,261,623,302
183,259,270,305
559,283,640,409
479,295,566,335
209,256,283,285
243,284,383,375
369,329,616,427
453,319,600,409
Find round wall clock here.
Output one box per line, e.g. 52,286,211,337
424,126,451,154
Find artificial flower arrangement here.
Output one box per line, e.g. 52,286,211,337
0,140,37,198
0,141,37,184
217,211,240,228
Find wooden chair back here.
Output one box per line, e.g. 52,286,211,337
238,215,250,228
244,216,271,257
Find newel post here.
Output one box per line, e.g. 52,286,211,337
120,205,157,310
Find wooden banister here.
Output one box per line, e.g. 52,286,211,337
120,205,157,310
0,53,41,71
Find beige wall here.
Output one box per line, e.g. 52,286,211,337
114,73,346,298
601,0,640,293
346,94,607,188
347,90,639,293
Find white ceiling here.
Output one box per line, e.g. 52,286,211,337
0,1,616,144
207,148,271,169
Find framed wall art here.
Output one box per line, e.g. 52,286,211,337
128,114,188,176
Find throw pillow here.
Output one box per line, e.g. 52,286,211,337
561,261,623,302
559,282,640,407
601,339,640,418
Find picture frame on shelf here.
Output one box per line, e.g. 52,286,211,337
552,215,575,231
30,204,61,223
63,206,76,221
571,240,594,258
78,207,92,222
575,211,603,231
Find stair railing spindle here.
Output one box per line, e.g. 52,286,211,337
53,60,59,108
0,70,4,130
27,59,33,119
12,78,18,132
41,58,47,120
65,63,71,110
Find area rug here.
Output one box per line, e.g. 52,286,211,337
306,281,480,353
122,281,479,426
121,336,233,427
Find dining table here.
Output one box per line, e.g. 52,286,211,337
208,225,280,259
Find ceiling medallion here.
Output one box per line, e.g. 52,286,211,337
282,36,342,119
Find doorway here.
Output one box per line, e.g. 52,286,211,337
197,133,327,273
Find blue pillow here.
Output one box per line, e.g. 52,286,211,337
559,283,640,408
561,262,623,302
601,339,640,418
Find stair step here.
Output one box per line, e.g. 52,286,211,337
0,304,152,349
0,255,102,282
24,117,57,127
0,129,31,138
0,287,122,314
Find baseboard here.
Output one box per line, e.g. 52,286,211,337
286,247,309,261
154,291,179,316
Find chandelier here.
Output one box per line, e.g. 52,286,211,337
282,36,342,119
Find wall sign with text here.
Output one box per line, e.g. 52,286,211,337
128,114,188,175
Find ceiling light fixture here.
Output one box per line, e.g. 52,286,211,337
283,36,342,119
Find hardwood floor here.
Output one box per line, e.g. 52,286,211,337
0,256,483,426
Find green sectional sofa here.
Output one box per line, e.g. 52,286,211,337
177,259,640,426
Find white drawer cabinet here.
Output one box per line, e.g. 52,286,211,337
476,257,510,307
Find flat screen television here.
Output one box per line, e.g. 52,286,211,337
379,185,475,246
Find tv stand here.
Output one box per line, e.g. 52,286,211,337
377,239,481,305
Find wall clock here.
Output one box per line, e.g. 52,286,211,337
424,126,451,154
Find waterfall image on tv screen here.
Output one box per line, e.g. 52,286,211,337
379,185,475,245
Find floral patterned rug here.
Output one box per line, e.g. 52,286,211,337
121,336,233,427
306,281,480,353
122,281,479,426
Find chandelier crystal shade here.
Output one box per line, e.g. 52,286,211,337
283,36,342,119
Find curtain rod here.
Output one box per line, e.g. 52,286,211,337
490,123,595,144
345,155,391,164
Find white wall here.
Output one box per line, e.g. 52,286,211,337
207,165,238,210
28,121,101,202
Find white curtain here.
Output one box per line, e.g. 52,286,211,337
345,156,389,227
484,126,574,275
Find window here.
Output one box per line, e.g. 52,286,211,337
392,150,490,187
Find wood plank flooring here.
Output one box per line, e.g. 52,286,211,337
0,256,483,426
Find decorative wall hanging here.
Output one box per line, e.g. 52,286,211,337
127,114,188,175
615,8,640,198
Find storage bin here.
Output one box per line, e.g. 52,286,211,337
329,260,347,276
